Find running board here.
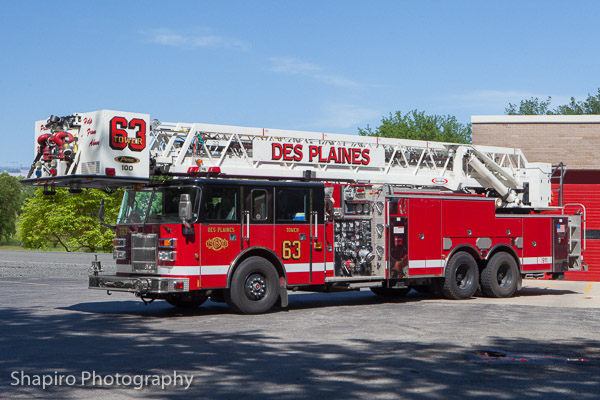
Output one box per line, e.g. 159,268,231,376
325,276,386,283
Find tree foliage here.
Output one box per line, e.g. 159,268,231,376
505,88,600,115
358,110,472,144
20,188,123,252
505,97,552,115
0,173,22,244
554,89,600,114
18,179,37,215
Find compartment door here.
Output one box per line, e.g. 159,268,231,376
407,198,442,276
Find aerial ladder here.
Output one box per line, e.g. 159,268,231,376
25,109,553,210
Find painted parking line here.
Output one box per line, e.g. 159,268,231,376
584,282,594,293
0,280,49,286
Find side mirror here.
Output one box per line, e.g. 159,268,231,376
179,194,193,223
98,198,116,231
99,198,105,223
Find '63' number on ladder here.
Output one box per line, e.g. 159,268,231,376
109,117,146,152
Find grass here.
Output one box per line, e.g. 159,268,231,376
0,236,25,250
1,221,74,251
2,221,110,253
0,235,77,252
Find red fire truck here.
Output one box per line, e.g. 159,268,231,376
23,110,584,314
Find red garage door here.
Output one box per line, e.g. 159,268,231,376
552,170,600,281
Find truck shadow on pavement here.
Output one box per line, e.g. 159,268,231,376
60,290,454,317
1,303,599,400
60,285,581,318
514,286,579,297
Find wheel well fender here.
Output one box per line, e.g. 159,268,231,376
485,244,521,271
227,246,286,288
446,244,482,267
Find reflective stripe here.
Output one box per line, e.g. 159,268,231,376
200,263,326,276
119,262,331,276
409,260,444,268
285,263,310,273
116,264,200,275
520,256,552,265
427,259,444,268
201,265,229,275
409,260,426,268
158,266,200,275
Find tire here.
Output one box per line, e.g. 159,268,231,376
166,292,208,308
370,286,411,298
442,252,479,300
481,252,519,298
228,257,280,314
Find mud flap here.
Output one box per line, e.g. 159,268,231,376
279,286,288,308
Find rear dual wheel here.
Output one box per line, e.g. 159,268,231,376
481,252,519,298
442,252,479,300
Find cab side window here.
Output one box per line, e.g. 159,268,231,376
252,189,268,221
204,186,239,221
276,188,308,222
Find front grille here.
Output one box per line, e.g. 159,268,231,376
131,233,158,273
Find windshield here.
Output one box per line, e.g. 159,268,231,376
117,186,201,224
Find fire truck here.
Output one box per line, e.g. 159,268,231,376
22,110,585,314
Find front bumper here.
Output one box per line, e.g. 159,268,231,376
89,274,189,295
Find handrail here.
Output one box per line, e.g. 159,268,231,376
561,203,586,252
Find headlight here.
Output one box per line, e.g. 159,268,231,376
113,250,126,260
158,251,177,262
113,238,126,247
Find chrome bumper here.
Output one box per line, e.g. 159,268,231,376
89,274,190,294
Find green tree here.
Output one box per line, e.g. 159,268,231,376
0,173,22,244
18,177,37,215
358,109,472,144
554,89,600,114
505,97,553,115
505,89,600,115
20,188,123,252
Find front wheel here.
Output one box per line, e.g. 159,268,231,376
227,257,280,314
481,252,519,298
442,252,479,300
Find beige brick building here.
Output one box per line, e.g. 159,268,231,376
471,115,600,169
472,115,600,281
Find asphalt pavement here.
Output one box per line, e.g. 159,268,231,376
1,250,599,399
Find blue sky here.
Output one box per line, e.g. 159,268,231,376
1,0,598,167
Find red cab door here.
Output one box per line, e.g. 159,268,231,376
273,186,324,285
200,185,242,288
241,186,274,250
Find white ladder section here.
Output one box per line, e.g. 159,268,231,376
149,120,552,209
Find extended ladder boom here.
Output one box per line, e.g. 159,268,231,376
24,110,552,209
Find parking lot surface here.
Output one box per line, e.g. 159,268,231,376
1,250,599,399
